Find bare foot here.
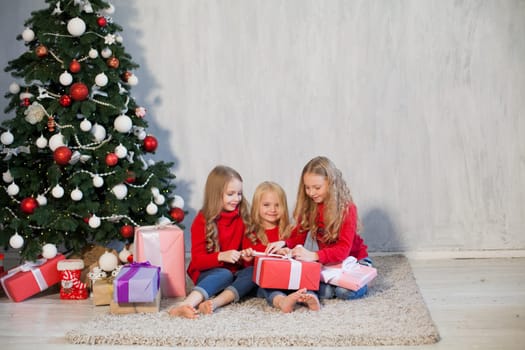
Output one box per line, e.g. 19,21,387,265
168,304,199,319
197,300,215,315
278,288,307,313
298,293,321,311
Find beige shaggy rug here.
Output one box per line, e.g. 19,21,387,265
65,254,440,347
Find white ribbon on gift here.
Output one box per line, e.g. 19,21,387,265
320,256,358,283
0,258,49,301
253,251,303,290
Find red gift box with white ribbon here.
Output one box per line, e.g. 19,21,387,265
253,253,321,291
0,254,65,302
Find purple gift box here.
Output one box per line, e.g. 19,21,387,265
113,262,160,303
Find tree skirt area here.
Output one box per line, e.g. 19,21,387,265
65,255,440,347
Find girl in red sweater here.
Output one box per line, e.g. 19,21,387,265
168,165,251,318
267,156,371,300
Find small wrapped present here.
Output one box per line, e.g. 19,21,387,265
253,254,321,291
113,262,160,303
92,278,114,306
134,225,186,297
109,289,161,314
0,254,65,302
320,256,377,291
57,259,88,300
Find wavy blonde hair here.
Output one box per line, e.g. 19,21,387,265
293,156,356,244
201,165,251,252
247,181,291,245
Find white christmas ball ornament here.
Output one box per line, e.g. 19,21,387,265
98,251,118,272
36,134,48,148
48,133,65,151
150,187,160,197
9,233,24,249
95,72,108,87
36,194,47,206
157,216,171,225
42,243,58,259
59,71,73,86
1,130,14,145
22,28,35,42
88,48,98,58
67,17,86,37
127,74,139,86
92,175,104,188
9,82,20,94
102,3,115,15
70,187,83,201
116,34,123,43
91,123,106,142
146,202,158,215
2,170,13,183
88,215,101,228
118,247,131,263
51,184,64,198
19,91,33,100
171,195,185,209
114,115,132,133
114,144,127,158
111,183,128,200
101,47,112,58
80,118,92,132
154,194,166,205
7,182,19,196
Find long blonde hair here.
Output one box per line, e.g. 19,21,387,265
201,165,250,252
293,156,355,244
247,181,291,245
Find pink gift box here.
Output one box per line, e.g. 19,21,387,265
253,256,321,291
321,257,377,291
134,225,186,297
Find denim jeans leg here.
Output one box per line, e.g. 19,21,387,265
257,287,286,306
318,282,335,300
335,284,368,300
226,266,257,302
193,268,234,300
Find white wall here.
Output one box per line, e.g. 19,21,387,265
1,0,524,253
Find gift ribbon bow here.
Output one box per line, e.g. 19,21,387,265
0,258,49,301
253,251,302,289
320,256,358,283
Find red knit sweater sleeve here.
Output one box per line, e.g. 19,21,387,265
285,225,308,248
317,204,359,264
188,212,222,271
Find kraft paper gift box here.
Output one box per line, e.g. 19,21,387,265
134,224,186,297
109,289,161,314
92,278,114,306
253,255,321,291
0,254,65,302
113,262,160,303
320,256,377,291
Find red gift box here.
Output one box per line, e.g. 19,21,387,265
320,257,377,291
134,225,186,297
253,255,321,291
0,254,65,302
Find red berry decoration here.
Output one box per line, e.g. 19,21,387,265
69,59,81,73
120,225,134,239
105,153,118,167
20,197,39,214
59,94,72,107
97,16,107,27
127,254,134,263
143,135,158,152
169,207,185,223
54,146,72,165
21,98,30,107
69,82,89,101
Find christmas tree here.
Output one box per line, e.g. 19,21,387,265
0,0,185,261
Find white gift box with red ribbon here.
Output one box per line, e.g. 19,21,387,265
321,256,377,291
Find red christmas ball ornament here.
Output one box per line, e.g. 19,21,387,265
35,45,48,58
54,146,72,165
169,207,185,223
83,217,90,224
127,254,134,263
120,225,134,239
70,82,89,101
59,94,72,107
121,71,132,82
20,197,39,214
21,98,30,107
105,153,118,167
97,16,107,27
69,59,81,73
125,171,136,184
107,57,119,69
143,135,158,152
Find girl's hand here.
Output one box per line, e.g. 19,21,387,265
265,240,285,254
240,248,254,262
291,245,318,262
276,247,291,256
218,250,241,264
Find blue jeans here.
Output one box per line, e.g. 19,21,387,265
193,268,234,300
316,257,373,301
225,266,257,302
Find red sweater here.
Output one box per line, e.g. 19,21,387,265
285,203,368,264
242,226,281,256
187,209,245,284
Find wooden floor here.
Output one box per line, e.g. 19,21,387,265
0,256,524,350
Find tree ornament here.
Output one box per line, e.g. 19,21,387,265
9,82,20,94
22,28,35,42
36,194,47,206
48,133,65,151
127,74,139,86
21,98,30,107
105,153,118,166
54,146,72,165
146,202,158,215
143,135,158,152
127,254,134,263
106,56,119,69
171,195,185,209
20,197,39,214
67,17,86,37
150,187,160,197
52,184,65,198
120,225,134,239
47,115,56,131
157,216,171,225
1,130,14,145
95,72,108,87
7,182,20,196
59,94,72,107
154,194,166,205
92,175,104,188
70,188,83,201
98,251,118,272
101,47,112,59
90,123,106,141
124,171,136,183
88,215,101,228
88,48,98,58
19,91,33,100
114,144,127,158
114,114,132,133
121,71,132,82
70,82,89,101
42,243,58,259
35,45,48,58
118,246,131,263
36,134,48,148
97,16,108,27
69,59,81,73
2,170,13,183
101,3,115,15
169,207,185,223
9,233,24,249
80,118,92,132
111,183,127,199
59,71,73,86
